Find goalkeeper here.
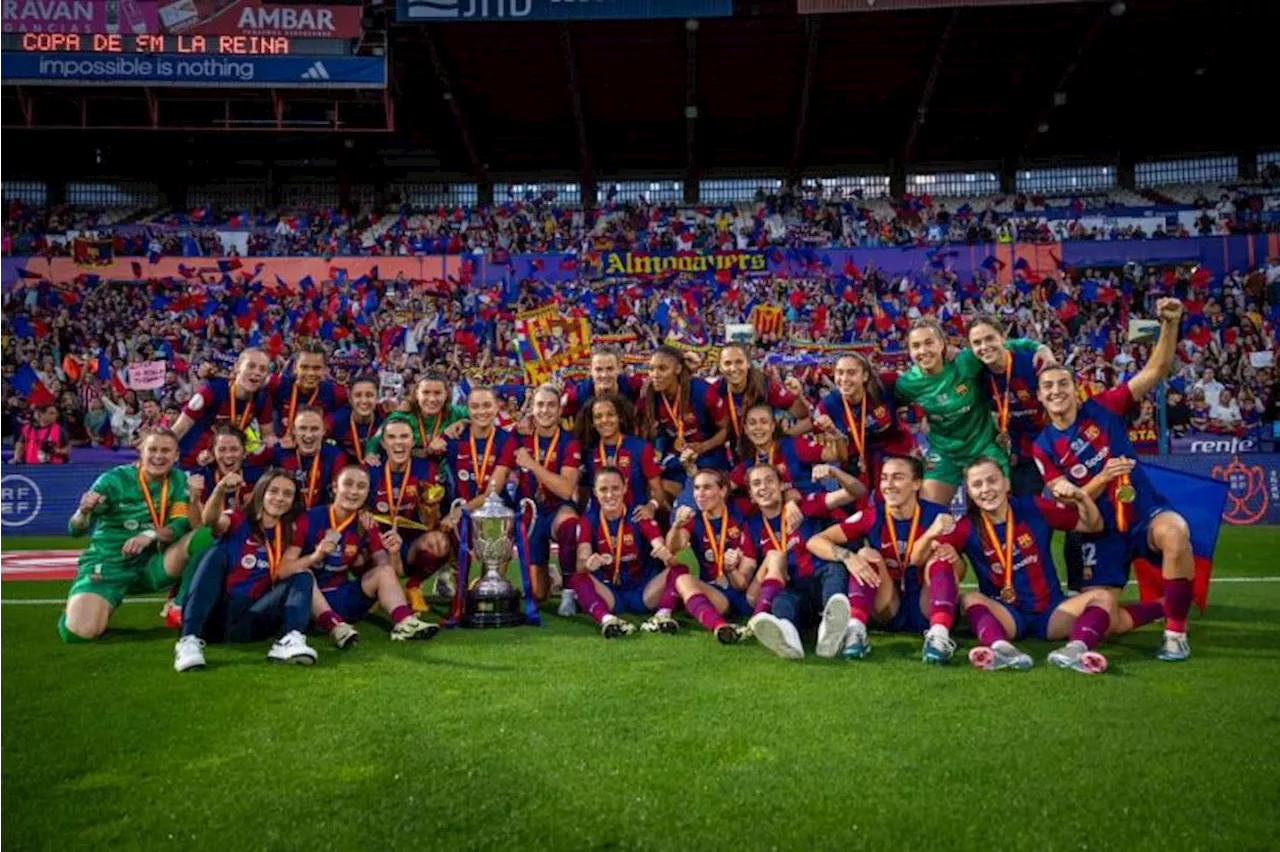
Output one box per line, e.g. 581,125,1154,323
60,430,196,642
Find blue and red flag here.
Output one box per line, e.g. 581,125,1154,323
12,364,55,407
1134,465,1228,613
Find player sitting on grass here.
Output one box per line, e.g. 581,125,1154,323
172,469,318,671
665,470,755,644
806,455,960,664
287,466,439,648
919,458,1117,674
61,429,195,642
567,467,679,638
743,464,864,661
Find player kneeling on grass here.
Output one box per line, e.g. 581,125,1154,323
569,467,680,638
665,470,755,644
806,455,960,664
62,429,195,642
173,469,317,671
287,466,438,648
919,458,1117,674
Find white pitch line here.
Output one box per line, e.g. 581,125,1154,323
3,577,1280,606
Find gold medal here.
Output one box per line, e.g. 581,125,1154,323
1116,484,1137,504
995,431,1012,454
1000,585,1017,604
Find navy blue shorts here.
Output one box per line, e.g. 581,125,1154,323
1065,530,1130,590
881,583,929,634
714,584,753,619
322,578,377,623
527,503,575,567
600,577,655,615
1007,605,1056,642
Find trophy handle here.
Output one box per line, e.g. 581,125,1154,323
519,498,538,525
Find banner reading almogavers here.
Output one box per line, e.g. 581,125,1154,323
2,0,364,38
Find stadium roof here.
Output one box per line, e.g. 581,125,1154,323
3,0,1270,183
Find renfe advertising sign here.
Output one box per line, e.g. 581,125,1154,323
2,0,364,38
397,0,733,22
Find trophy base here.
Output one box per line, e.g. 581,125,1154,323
462,591,527,628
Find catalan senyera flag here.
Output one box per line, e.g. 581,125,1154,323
1133,464,1228,613
750,304,784,337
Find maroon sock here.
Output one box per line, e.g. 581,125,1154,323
686,593,726,632
317,609,344,632
1121,600,1165,629
926,561,958,629
846,575,874,624
659,565,687,612
555,522,578,577
753,578,784,615
389,604,414,624
568,573,611,624
966,604,1007,647
1069,605,1110,650
1164,577,1192,633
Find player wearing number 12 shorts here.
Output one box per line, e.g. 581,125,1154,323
1033,298,1195,662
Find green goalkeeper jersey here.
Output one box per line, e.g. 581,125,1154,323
72,464,192,578
894,338,1040,460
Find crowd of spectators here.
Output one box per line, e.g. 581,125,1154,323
4,227,1277,459
5,174,1279,260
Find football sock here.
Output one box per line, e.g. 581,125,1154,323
966,603,1007,647
753,578,784,615
389,604,414,625
1163,577,1192,634
1069,605,1111,650
926,560,958,629
659,565,687,612
846,575,875,624
568,574,610,624
685,593,725,632
554,522,578,577
1121,600,1164,629
317,609,344,632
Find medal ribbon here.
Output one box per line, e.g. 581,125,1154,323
349,416,370,464
265,523,284,582
286,382,319,432
597,435,623,470
884,504,921,589
600,514,626,583
762,512,790,555
841,393,867,476
135,464,169,532
216,469,242,510
979,507,1016,599
990,353,1012,435
701,509,729,580
660,393,684,445
725,387,741,440
417,412,444,447
297,450,321,509
384,462,412,527
536,428,560,468
228,382,253,432
469,429,496,494
1113,474,1131,533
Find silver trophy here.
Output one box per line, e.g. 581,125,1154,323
461,491,529,627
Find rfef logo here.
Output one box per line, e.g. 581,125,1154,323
1,475,43,527
1211,456,1269,525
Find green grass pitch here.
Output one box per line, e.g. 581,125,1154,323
3,527,1280,851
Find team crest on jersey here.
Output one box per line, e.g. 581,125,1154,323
344,544,358,558
1016,388,1032,401
458,469,471,481
241,555,257,569
728,526,740,538
1070,463,1089,480
955,385,967,395
124,519,139,531
376,501,390,512
1017,533,1034,549
1084,425,1101,440
623,534,634,546
873,405,887,420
